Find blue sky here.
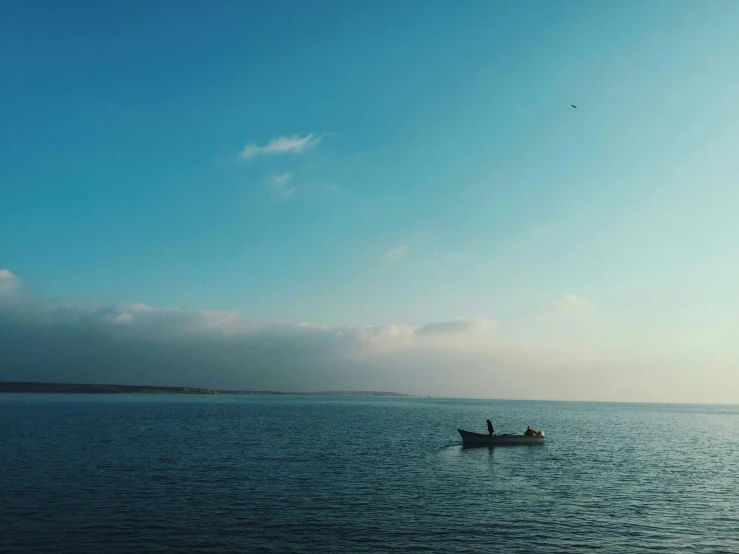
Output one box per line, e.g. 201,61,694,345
2,1,738,399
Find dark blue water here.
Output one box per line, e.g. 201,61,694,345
1,394,738,553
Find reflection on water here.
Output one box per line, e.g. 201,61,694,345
1,394,738,552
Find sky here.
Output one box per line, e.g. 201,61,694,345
1,1,739,402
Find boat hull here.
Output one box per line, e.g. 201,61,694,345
458,428,545,446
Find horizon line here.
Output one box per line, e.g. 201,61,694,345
0,381,736,406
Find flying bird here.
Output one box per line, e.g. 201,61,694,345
571,104,577,108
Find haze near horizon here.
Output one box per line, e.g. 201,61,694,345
2,1,738,403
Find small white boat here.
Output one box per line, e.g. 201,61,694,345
458,428,545,446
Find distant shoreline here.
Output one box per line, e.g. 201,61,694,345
0,381,409,397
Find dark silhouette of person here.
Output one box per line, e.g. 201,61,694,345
486,419,494,436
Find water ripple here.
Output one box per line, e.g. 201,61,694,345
1,395,738,552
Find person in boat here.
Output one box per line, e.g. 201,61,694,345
524,426,540,436
486,419,494,436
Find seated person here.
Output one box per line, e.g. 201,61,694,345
524,426,542,436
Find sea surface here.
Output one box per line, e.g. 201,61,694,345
1,394,738,553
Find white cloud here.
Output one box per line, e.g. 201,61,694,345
240,133,323,159
384,244,408,262
0,269,27,304
416,317,496,336
94,302,243,335
0,269,21,294
270,173,292,186
550,294,598,315
383,230,433,263
2,270,737,402
348,324,416,356
265,172,295,200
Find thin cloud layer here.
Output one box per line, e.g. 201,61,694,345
384,244,408,262
0,269,22,296
97,303,243,335
416,317,495,336
0,270,497,393
240,134,323,159
1,270,736,402
550,294,598,315
265,172,296,199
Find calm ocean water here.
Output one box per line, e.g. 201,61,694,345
1,394,738,553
